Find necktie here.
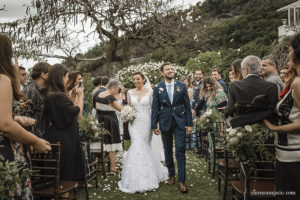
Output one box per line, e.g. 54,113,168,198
167,84,172,103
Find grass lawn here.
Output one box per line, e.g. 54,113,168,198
78,141,222,200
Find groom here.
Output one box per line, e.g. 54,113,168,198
151,62,193,193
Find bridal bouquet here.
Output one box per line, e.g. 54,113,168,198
78,114,110,143
121,105,137,123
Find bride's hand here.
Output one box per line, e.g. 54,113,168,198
153,128,160,135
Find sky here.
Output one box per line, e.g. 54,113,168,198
0,0,201,69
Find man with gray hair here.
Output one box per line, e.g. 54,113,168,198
261,55,284,95
225,55,278,117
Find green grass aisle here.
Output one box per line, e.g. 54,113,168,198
78,141,222,200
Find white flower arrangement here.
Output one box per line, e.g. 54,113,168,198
121,105,137,123
78,114,110,143
115,61,192,89
194,109,219,132
224,122,275,162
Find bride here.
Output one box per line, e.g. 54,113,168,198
118,72,168,193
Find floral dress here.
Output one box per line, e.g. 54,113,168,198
205,90,227,168
0,99,33,200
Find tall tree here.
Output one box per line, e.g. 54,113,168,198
1,0,177,65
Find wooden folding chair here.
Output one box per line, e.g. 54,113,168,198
29,143,78,200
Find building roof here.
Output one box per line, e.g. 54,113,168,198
277,0,300,11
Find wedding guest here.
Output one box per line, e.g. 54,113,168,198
0,34,51,199
92,76,102,96
191,70,203,153
192,69,203,108
225,56,278,117
212,69,227,93
18,66,27,90
194,76,227,171
194,77,227,116
93,76,109,109
67,71,83,103
231,59,242,81
182,77,193,100
279,66,289,84
262,55,284,96
114,85,125,146
279,68,296,100
23,62,51,137
44,64,85,182
263,33,300,200
95,79,122,174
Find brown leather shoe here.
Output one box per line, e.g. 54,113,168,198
179,182,188,193
167,176,175,185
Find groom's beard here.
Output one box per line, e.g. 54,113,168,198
165,76,173,81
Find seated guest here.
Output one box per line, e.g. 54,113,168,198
225,55,278,118
0,34,50,199
23,62,51,137
44,64,85,182
263,33,300,200
95,79,122,174
261,55,284,96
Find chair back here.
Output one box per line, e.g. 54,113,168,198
29,143,61,199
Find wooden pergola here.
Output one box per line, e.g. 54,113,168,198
277,0,300,26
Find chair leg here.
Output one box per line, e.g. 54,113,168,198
223,178,228,200
218,175,221,192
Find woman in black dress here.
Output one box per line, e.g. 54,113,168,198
95,79,122,173
44,64,85,181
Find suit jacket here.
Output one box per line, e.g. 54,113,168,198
225,75,278,117
151,80,193,132
192,80,202,109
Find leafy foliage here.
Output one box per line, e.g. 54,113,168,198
78,114,110,143
186,51,222,76
224,123,275,162
0,160,33,198
194,109,221,132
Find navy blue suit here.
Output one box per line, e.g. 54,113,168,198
151,80,193,183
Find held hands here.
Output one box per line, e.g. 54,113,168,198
153,128,160,135
186,126,192,135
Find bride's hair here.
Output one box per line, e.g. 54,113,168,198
133,72,147,84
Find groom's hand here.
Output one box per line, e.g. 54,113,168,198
153,128,160,135
186,126,192,135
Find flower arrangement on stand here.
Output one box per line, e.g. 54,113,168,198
115,61,192,89
120,105,137,124
0,158,33,198
224,123,275,163
193,109,220,132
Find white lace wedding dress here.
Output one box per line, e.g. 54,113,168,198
118,89,168,193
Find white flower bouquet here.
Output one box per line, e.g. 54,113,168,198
224,123,275,162
121,105,137,123
194,109,219,132
78,114,110,143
